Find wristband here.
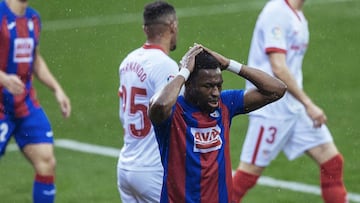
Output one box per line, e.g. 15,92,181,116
227,59,243,74
177,68,190,81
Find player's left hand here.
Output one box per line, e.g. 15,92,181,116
55,89,71,118
306,103,327,128
197,43,230,70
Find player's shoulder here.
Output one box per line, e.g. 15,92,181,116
262,0,288,17
0,1,9,16
26,6,40,18
143,48,178,67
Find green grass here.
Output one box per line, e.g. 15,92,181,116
1,0,360,202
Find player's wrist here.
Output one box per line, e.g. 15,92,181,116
227,59,243,74
177,68,190,81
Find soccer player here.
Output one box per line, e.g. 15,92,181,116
0,0,71,202
232,0,348,202
148,45,286,202
116,1,179,202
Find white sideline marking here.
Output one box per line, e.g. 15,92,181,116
42,0,355,31
55,139,120,157
7,139,360,202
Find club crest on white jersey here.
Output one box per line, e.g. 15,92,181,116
191,125,222,153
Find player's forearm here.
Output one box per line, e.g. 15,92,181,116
240,65,287,100
273,65,313,108
149,76,184,124
269,53,313,108
34,52,64,93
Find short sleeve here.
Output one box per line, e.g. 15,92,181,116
152,58,179,93
261,9,288,53
220,90,245,117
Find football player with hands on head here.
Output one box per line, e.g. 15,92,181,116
0,0,71,202
149,44,286,202
116,1,180,202
232,0,348,202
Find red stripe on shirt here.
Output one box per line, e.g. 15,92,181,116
29,86,40,108
192,111,220,202
14,18,30,117
0,17,10,119
200,152,219,203
167,103,187,202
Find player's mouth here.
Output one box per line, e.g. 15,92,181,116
208,100,219,108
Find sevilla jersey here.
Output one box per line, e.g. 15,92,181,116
0,1,41,118
118,44,179,171
246,0,309,118
154,90,245,203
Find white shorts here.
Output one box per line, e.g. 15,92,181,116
117,168,163,203
240,112,333,167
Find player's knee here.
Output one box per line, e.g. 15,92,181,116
34,155,56,175
239,162,264,175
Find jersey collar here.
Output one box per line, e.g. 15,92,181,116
142,43,166,54
284,0,302,21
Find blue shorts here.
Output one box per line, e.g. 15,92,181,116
0,107,53,157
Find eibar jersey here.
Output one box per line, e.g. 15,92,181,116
246,0,309,118
118,44,178,171
0,1,41,118
154,90,245,203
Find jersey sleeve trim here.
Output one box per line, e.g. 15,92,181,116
265,47,286,54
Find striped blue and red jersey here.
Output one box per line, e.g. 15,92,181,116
0,1,41,118
154,90,245,203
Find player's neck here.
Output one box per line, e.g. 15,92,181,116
287,0,304,11
6,0,28,16
145,40,170,55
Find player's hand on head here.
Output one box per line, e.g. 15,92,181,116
179,44,203,73
199,44,230,70
3,74,25,95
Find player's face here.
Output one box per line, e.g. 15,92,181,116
188,68,223,113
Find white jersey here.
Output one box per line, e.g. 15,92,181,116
246,0,309,118
118,44,178,171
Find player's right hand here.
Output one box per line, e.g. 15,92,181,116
179,44,203,73
2,74,25,95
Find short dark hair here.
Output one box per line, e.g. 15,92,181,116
187,50,221,82
194,50,221,71
143,1,176,25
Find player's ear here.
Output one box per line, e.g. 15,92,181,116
169,21,178,34
143,25,149,34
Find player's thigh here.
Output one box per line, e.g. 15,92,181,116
0,118,16,157
240,116,296,167
132,170,163,203
118,168,163,203
14,108,55,172
22,143,55,174
14,108,53,149
283,112,333,161
117,169,137,203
